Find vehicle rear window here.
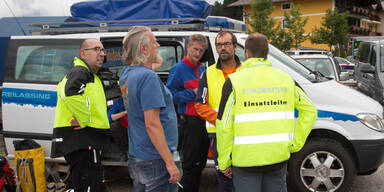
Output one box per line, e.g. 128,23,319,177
296,58,335,79
4,39,83,84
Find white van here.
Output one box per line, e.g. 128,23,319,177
2,26,384,192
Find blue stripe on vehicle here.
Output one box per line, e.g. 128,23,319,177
2,88,57,107
341,66,354,70
295,109,358,121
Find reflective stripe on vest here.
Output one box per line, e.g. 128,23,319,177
234,133,294,145
234,111,294,123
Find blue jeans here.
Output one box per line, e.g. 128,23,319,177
232,164,287,192
128,155,182,192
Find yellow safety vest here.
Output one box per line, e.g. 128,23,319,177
216,58,317,169
54,57,110,129
206,63,240,133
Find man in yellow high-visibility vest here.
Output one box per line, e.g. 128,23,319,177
195,31,241,192
216,33,317,192
52,39,111,192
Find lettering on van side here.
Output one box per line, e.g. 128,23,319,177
2,91,51,100
1,88,57,107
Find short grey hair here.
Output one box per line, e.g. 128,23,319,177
187,34,208,50
122,26,151,66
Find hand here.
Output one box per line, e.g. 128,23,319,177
71,116,82,130
193,88,198,94
166,161,180,184
220,167,232,179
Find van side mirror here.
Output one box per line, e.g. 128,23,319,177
359,63,375,74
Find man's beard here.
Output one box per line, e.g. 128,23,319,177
220,52,233,62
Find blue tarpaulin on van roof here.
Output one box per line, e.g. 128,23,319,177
70,0,213,25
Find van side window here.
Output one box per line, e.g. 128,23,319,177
4,39,82,84
381,46,384,72
17,46,77,82
358,43,370,63
156,45,183,72
370,45,377,67
102,39,184,76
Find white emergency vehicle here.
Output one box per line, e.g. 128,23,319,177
1,18,384,192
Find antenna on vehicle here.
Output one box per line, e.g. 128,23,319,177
4,0,27,35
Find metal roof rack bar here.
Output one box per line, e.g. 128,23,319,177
29,18,209,35
29,17,246,35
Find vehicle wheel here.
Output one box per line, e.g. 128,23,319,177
288,138,356,192
45,162,70,183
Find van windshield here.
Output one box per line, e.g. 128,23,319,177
295,58,335,79
269,45,329,83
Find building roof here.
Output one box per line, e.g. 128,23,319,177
228,0,291,7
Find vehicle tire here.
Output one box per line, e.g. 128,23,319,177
288,138,356,192
45,162,71,183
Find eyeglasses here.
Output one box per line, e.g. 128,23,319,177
215,42,232,48
83,47,106,54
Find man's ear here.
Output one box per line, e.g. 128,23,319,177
233,44,238,52
79,49,85,60
245,49,250,59
141,45,149,55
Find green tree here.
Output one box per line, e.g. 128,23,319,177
249,0,276,39
284,5,308,48
310,8,348,56
271,23,292,51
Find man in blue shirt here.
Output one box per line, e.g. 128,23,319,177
119,26,181,192
166,34,209,192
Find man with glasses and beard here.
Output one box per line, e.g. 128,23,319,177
195,31,241,192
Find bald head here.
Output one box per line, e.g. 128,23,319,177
245,33,269,59
79,38,105,73
80,39,98,50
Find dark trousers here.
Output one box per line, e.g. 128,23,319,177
232,165,287,192
110,121,128,152
179,115,210,192
211,135,234,192
64,149,106,192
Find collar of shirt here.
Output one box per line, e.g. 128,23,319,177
183,56,202,69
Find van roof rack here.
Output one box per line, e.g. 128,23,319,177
29,17,246,35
